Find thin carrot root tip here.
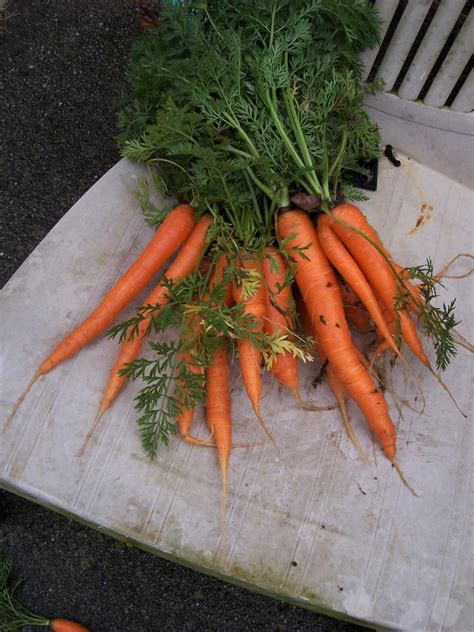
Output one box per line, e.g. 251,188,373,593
77,408,106,458
391,460,419,497
429,368,467,418
254,407,294,476
292,387,336,412
183,434,217,448
2,370,42,431
452,329,474,353
434,252,474,281
182,434,253,449
337,400,371,466
254,407,276,443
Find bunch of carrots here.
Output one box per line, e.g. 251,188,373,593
6,199,469,500
5,0,471,504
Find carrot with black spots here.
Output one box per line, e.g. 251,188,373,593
297,294,369,464
339,280,373,332
317,213,404,362
278,209,398,461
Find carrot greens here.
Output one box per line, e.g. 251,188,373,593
108,0,462,456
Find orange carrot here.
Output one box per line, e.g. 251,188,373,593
262,247,328,411
232,257,274,440
261,248,298,388
176,332,207,446
50,619,90,632
344,303,373,333
327,204,430,367
297,294,369,463
79,215,213,452
317,214,402,358
278,209,397,460
4,204,196,427
205,343,232,496
42,204,196,374
177,254,233,446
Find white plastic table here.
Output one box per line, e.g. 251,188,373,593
1,156,472,631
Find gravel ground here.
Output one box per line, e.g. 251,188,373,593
0,2,366,631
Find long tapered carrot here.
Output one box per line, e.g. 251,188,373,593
4,204,196,428
79,215,213,452
326,204,430,367
317,214,403,360
206,343,232,497
278,209,397,461
232,257,275,441
297,294,369,463
262,247,329,411
42,204,196,373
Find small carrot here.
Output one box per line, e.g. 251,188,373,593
326,203,430,368
262,247,328,411
4,204,196,427
50,620,91,632
261,248,299,392
205,342,232,497
175,327,207,446
232,257,275,442
278,209,397,461
79,215,213,453
0,552,90,631
177,254,233,447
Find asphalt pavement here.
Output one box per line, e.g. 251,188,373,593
0,2,366,630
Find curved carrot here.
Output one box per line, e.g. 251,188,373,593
327,204,430,367
100,215,212,408
79,215,213,452
278,209,397,461
317,214,402,359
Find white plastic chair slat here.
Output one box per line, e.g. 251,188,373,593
373,0,432,92
360,0,398,81
397,0,466,100
424,11,474,107
450,68,474,112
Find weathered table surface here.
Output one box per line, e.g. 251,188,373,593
1,157,472,631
